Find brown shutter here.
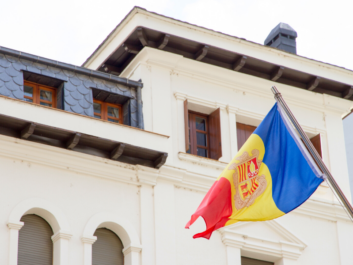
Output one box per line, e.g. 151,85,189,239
184,100,190,152
209,108,222,160
310,134,322,157
236,123,257,150
92,228,124,265
18,214,53,265
241,257,274,265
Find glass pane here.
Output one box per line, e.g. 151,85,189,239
93,103,101,114
94,115,101,119
40,90,52,101
197,148,207,157
196,117,206,131
40,102,52,107
186,146,191,154
108,118,119,123
107,106,120,118
197,132,207,146
24,86,33,98
24,98,33,103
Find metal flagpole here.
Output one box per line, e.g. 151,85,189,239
271,86,353,220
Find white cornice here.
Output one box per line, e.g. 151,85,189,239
126,48,352,116
52,231,73,243
7,221,24,231
0,134,348,222
174,91,328,136
174,92,227,110
178,152,227,171
122,244,142,255
87,6,353,83
219,220,306,261
81,236,97,245
136,165,159,186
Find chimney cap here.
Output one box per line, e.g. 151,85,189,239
264,23,297,45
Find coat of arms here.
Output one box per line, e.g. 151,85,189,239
228,149,267,210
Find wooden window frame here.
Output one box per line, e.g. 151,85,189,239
93,99,123,124
184,99,222,160
236,122,257,150
24,81,56,108
188,111,210,158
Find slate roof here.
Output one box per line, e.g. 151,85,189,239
0,46,141,117
0,46,142,88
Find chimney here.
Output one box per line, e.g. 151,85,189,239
264,23,297,54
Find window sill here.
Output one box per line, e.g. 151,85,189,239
178,152,228,170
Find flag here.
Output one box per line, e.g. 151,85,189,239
185,102,325,239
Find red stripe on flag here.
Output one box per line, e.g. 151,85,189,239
185,177,233,239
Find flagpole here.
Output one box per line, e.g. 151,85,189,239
271,86,353,220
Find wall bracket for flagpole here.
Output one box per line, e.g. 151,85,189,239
271,86,353,221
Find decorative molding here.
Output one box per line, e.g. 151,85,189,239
138,48,352,116
0,134,139,186
219,220,306,261
0,134,347,222
230,220,307,247
81,236,97,245
7,221,24,230
174,92,227,111
174,92,187,101
178,152,228,170
226,105,239,114
122,244,143,255
137,165,159,186
52,231,73,243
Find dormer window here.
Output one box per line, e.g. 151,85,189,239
93,99,123,123
24,81,56,108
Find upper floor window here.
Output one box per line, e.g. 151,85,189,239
24,81,56,108
237,122,257,150
236,122,322,157
187,112,210,157
93,99,123,123
184,100,222,160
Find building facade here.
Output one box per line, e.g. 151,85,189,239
1,6,353,265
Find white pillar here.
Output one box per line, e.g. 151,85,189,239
336,220,353,265
324,110,351,199
225,246,242,265
154,181,177,265
7,221,24,265
219,106,231,163
138,166,158,265
51,231,72,265
82,236,97,265
221,231,244,265
227,105,238,159
174,92,187,153
123,246,142,265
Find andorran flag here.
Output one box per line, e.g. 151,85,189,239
185,103,325,239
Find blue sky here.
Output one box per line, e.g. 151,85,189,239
1,0,352,70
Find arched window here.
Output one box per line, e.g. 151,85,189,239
92,228,124,265
18,214,53,265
